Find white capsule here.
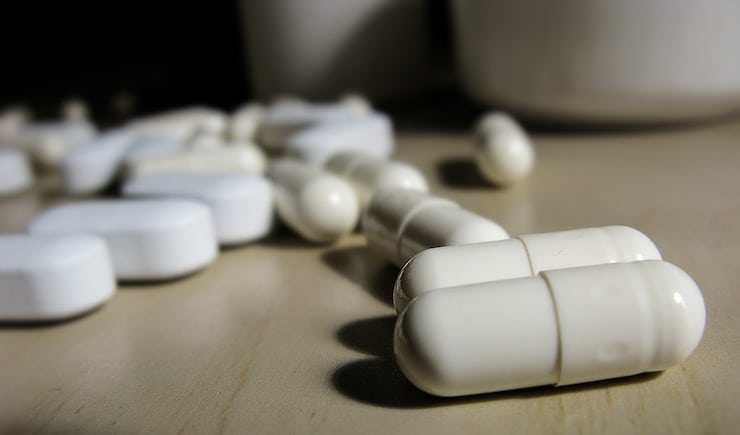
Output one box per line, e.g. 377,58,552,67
474,112,534,186
28,199,218,281
268,160,359,243
285,113,394,166
0,149,33,196
123,173,273,246
0,234,115,321
18,120,97,168
126,143,267,178
395,260,705,397
363,189,509,266
187,131,225,150
229,103,264,141
127,107,227,142
394,225,661,312
61,129,138,195
325,151,427,209
257,102,370,151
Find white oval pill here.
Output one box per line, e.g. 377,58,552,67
363,189,508,266
474,112,534,186
61,129,138,195
325,151,427,209
268,160,359,243
257,102,370,151
395,260,705,397
0,234,115,321
285,113,394,166
122,134,183,168
126,143,267,179
0,149,33,196
127,107,227,142
28,199,218,280
123,173,273,246
394,225,661,312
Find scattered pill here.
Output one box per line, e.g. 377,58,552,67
325,151,427,209
126,143,267,179
28,199,218,280
0,234,115,321
257,102,370,151
61,98,89,121
0,149,33,196
187,132,225,150
363,189,509,266
474,112,534,186
229,103,264,141
127,107,227,142
61,129,138,195
395,260,705,397
285,113,394,166
122,134,183,168
18,120,97,168
123,173,273,246
268,159,359,243
394,225,661,312
340,93,372,113
0,106,30,143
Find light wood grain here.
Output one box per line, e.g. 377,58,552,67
1,117,739,434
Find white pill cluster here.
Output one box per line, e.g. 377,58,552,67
0,99,704,401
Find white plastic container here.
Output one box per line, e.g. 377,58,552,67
453,1,740,123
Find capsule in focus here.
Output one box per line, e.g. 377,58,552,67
394,225,661,312
395,260,705,397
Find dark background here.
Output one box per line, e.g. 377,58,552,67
0,0,454,122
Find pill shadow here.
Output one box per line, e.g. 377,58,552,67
331,357,663,409
258,225,322,250
321,246,397,307
436,157,499,190
336,315,396,359
0,304,109,329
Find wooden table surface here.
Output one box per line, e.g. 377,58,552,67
1,116,739,434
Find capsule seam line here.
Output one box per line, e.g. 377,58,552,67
540,271,564,386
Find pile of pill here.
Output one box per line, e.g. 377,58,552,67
0,98,704,398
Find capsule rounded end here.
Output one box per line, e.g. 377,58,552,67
642,261,706,369
394,297,456,397
604,225,662,261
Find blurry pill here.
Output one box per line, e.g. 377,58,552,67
229,103,264,141
257,102,370,151
325,151,427,209
61,98,89,121
122,134,183,168
0,234,114,321
474,112,534,186
0,234,115,321
394,225,661,312
285,113,394,166
28,199,217,280
0,106,30,143
61,129,138,195
127,143,267,178
0,149,33,196
187,132,225,150
19,120,97,168
123,173,273,245
268,159,359,243
395,260,705,397
340,93,372,113
363,189,508,266
127,107,227,142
